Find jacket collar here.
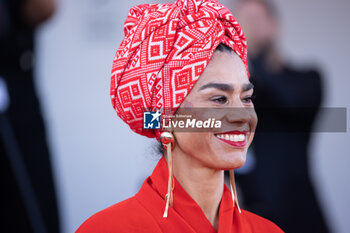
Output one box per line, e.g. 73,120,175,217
136,156,237,233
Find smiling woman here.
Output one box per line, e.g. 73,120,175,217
172,46,257,173
77,0,283,232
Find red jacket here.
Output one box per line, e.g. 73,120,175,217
77,157,283,233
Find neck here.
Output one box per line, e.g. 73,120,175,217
166,149,224,231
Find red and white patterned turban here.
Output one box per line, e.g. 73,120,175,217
110,0,248,140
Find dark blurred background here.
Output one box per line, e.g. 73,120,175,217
0,0,349,232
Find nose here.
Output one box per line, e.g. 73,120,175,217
225,107,252,125
225,97,254,125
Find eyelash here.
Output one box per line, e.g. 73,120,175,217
211,96,228,104
242,95,256,103
211,95,256,104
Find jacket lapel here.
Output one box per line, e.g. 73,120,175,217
135,157,239,233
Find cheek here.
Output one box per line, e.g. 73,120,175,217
174,132,216,165
175,132,248,169
248,111,258,147
175,132,209,155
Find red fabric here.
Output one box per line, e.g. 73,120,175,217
110,0,249,140
76,157,284,233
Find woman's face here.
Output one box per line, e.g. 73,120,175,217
173,50,257,170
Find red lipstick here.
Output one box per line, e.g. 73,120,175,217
214,131,247,148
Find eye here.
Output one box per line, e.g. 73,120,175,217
242,95,256,104
211,96,228,104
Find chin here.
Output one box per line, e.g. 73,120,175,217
210,150,247,170
224,151,247,169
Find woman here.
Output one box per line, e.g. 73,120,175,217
77,0,283,232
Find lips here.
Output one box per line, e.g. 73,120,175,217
214,131,247,148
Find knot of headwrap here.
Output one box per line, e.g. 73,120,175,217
110,0,248,140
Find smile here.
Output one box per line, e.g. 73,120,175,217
214,131,247,148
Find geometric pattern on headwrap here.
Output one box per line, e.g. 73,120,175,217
110,0,248,139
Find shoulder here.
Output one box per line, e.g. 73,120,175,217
76,196,162,233
240,209,284,233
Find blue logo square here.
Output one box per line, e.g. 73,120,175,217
143,111,161,129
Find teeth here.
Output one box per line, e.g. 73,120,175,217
215,133,246,142
230,135,234,141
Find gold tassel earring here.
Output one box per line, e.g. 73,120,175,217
229,169,241,213
160,131,175,218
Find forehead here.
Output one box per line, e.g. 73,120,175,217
195,50,249,87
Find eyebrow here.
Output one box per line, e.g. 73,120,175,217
242,82,254,92
199,83,234,92
199,82,254,92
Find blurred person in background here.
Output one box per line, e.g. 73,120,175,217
0,0,60,233
230,0,330,232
